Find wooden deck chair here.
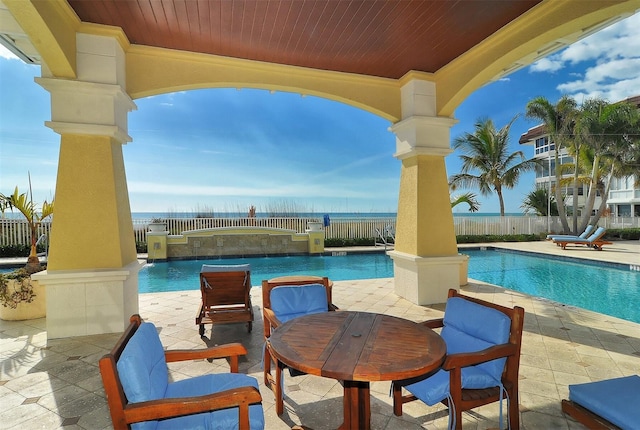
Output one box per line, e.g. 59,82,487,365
196,264,254,336
553,226,612,250
393,289,524,430
546,224,594,241
261,276,337,415
562,375,640,430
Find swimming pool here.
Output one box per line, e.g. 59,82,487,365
140,253,394,293
464,249,640,323
137,249,640,323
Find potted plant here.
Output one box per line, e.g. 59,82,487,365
0,268,45,320
0,182,54,273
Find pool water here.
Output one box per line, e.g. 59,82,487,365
136,249,640,323
464,249,640,324
140,253,394,294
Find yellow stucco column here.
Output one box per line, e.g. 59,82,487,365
31,33,142,338
387,79,466,305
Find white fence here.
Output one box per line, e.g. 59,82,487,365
1,216,638,247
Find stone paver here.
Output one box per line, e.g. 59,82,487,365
1,240,639,429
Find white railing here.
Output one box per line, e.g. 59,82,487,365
2,216,638,248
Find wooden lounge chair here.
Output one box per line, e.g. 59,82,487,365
196,264,254,336
99,314,264,430
553,226,612,250
562,375,640,430
392,289,524,430
262,276,337,415
546,224,594,241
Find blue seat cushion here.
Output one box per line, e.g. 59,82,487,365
404,297,511,405
270,284,328,323
201,264,251,273
569,375,640,430
441,297,510,382
155,373,265,430
117,322,169,404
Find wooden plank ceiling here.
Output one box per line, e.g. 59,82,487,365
68,0,541,79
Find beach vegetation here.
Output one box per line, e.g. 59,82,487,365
450,192,480,212
449,116,541,216
0,179,54,273
521,188,558,216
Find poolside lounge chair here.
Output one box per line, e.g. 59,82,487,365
546,224,594,241
562,375,640,430
392,289,524,430
553,226,612,250
262,276,337,415
196,264,254,336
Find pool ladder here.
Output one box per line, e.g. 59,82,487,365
375,225,395,250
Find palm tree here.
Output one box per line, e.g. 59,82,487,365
526,95,578,233
449,116,540,216
0,184,54,273
521,188,558,216
450,192,480,212
575,97,640,225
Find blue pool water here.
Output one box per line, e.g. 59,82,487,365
140,253,394,293
138,249,640,323
464,249,640,323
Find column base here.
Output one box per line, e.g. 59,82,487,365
388,250,468,305
32,260,143,339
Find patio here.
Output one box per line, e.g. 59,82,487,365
1,241,640,429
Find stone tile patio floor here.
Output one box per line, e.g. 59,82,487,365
1,240,639,429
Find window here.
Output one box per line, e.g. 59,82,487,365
618,204,631,217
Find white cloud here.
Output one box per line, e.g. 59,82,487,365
0,44,18,60
530,57,563,73
530,12,640,102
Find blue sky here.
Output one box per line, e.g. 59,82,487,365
1,12,639,215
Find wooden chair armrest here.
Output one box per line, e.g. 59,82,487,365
263,309,282,330
165,343,247,372
420,318,444,329
123,386,262,423
443,343,518,370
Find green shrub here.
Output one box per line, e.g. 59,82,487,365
0,244,33,258
606,228,640,240
136,241,148,253
456,234,539,243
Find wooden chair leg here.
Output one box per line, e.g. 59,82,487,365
263,346,272,386
509,389,519,430
392,383,403,416
275,359,284,415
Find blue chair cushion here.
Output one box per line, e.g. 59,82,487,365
441,297,510,383
117,322,169,404
270,284,328,323
569,375,640,430
201,264,251,273
156,373,265,430
405,297,511,405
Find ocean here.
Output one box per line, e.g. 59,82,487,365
131,212,524,219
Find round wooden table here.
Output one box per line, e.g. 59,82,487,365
268,311,446,430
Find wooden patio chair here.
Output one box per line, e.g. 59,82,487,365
261,276,338,415
196,264,254,336
393,289,524,430
99,314,264,430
